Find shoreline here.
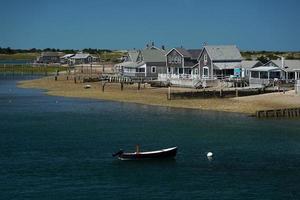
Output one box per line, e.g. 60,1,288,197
18,76,300,115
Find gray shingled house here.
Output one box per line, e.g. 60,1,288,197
264,59,300,81
165,48,201,78
241,60,263,78
37,52,64,64
115,44,167,79
195,45,243,79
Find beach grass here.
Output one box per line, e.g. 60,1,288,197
0,53,39,60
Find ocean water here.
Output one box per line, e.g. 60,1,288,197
0,76,300,200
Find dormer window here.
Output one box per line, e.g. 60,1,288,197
204,54,207,62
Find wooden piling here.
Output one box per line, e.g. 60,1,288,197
167,86,171,100
121,82,124,91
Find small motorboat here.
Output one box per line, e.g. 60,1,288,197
113,146,178,160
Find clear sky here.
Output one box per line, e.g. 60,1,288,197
0,0,300,51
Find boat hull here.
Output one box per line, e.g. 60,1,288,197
118,147,177,160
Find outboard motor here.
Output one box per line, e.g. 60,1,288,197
112,149,124,157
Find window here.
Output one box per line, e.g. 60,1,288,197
195,69,198,75
203,66,209,77
204,54,207,62
136,68,145,73
167,67,171,73
151,66,156,73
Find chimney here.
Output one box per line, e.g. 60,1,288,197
151,41,155,47
281,57,285,69
162,45,165,50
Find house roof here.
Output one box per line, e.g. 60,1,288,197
41,52,64,57
71,53,92,59
115,61,145,68
141,48,166,63
61,54,74,59
241,60,263,70
202,45,243,61
213,62,242,70
187,49,202,60
128,50,140,62
249,66,282,72
174,48,191,57
267,60,300,72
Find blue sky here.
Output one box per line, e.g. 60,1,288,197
0,0,300,51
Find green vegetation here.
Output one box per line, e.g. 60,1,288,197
0,47,125,63
0,53,39,60
241,51,300,64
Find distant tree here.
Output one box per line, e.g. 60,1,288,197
257,56,269,64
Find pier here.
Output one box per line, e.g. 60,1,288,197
256,108,300,118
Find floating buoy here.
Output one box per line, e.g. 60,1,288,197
84,84,91,89
207,152,213,158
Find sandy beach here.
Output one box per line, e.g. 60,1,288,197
18,75,300,114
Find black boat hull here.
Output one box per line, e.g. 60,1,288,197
118,147,177,160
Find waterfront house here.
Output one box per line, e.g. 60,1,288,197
249,66,284,87
165,48,201,77
241,60,263,78
60,54,74,64
195,45,243,79
115,43,167,79
37,52,64,64
157,47,201,87
264,59,300,81
69,52,99,65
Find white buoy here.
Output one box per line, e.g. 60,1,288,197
207,152,213,158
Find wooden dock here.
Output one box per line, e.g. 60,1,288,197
256,108,300,118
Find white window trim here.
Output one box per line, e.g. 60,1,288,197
151,66,156,73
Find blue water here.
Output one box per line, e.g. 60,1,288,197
1,76,300,200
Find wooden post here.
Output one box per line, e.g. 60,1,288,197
138,82,141,90
167,86,171,100
74,77,77,84
102,82,105,92
121,82,124,91
55,76,57,81
235,89,239,97
219,89,223,97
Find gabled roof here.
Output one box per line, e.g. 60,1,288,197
115,61,145,68
71,53,92,59
128,50,140,62
61,54,74,59
187,49,202,60
201,45,243,61
41,52,64,57
241,60,263,70
249,66,282,72
141,48,166,63
266,60,300,72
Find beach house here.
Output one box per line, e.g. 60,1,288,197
241,60,263,78
69,52,99,65
157,47,201,87
264,59,300,81
37,52,64,64
114,43,167,79
195,45,243,80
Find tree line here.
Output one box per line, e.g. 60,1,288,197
0,47,113,54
